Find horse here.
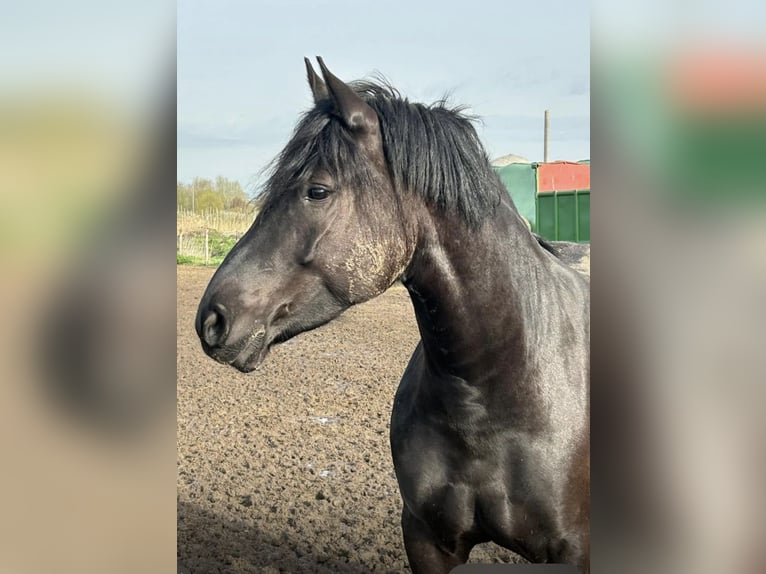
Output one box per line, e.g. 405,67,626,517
195,57,590,573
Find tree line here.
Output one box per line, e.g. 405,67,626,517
177,176,253,212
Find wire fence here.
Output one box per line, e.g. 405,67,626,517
177,210,254,266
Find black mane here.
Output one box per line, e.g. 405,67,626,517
354,81,504,226
259,79,506,227
534,234,559,257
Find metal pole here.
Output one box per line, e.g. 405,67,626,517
544,109,550,163
205,228,209,265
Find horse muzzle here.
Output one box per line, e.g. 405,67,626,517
195,298,287,373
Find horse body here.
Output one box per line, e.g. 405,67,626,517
389,192,590,572
196,58,589,573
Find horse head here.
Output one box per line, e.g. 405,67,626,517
195,58,413,372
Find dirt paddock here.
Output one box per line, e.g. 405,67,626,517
178,246,589,573
177,265,535,573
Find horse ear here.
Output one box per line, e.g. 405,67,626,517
316,56,379,135
304,57,329,103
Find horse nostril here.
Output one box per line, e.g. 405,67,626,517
273,302,292,322
200,304,229,348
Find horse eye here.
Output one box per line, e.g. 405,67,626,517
306,187,330,201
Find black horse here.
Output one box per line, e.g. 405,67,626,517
196,58,590,573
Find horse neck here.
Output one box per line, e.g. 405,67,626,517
402,199,554,385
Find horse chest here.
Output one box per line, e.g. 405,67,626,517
391,413,522,539
390,344,584,560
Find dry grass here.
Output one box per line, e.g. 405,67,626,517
176,210,256,235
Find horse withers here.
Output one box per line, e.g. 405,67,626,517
195,58,590,573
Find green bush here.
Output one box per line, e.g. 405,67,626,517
177,231,241,266
208,233,239,258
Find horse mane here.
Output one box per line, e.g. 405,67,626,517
350,80,504,227
259,78,509,228
533,234,559,258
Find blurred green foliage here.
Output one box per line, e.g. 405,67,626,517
177,176,250,213
176,230,240,267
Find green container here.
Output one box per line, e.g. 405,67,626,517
493,163,537,230
536,189,590,243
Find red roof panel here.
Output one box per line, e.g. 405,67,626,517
537,161,590,193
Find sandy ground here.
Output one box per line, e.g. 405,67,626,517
177,246,589,573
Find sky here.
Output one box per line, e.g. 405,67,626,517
178,0,590,193
2,1,174,117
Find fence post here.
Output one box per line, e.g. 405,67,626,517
205,228,209,265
